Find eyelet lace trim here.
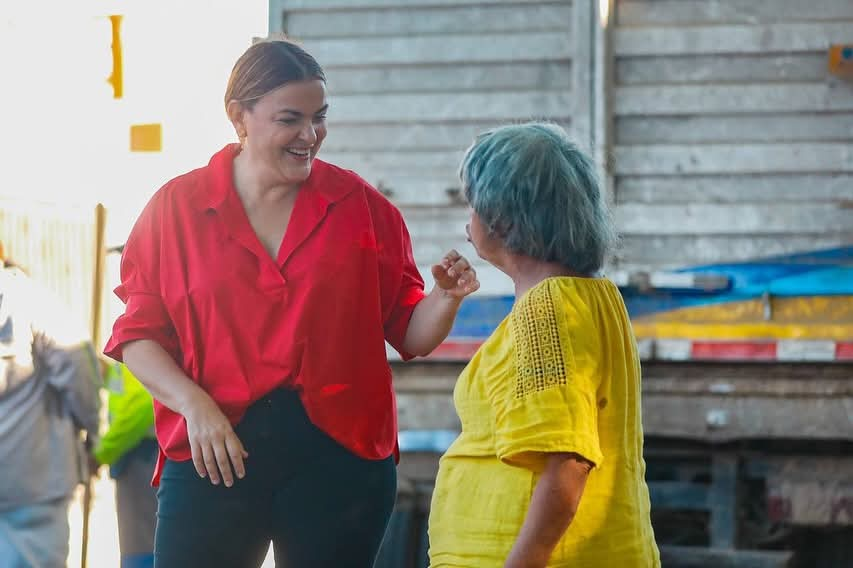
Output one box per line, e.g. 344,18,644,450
512,283,567,399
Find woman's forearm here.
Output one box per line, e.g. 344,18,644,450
122,339,208,416
122,338,248,486
401,287,463,356
505,453,592,568
402,250,479,356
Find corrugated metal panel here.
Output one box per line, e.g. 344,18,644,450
0,199,107,345
611,0,853,273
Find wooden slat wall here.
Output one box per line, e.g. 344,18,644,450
275,0,577,294
274,0,852,282
612,0,853,272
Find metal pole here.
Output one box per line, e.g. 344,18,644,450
81,203,107,568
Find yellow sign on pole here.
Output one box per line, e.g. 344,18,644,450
107,15,123,98
130,123,163,152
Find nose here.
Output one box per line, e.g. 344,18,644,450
300,121,318,145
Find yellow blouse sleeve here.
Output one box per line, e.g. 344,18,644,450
493,281,604,472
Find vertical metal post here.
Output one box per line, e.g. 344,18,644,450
710,453,739,548
572,0,594,153
81,203,107,568
593,0,615,208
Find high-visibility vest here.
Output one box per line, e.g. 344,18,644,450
93,363,155,466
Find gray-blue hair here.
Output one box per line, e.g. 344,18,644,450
460,122,616,275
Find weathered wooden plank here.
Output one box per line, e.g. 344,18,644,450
323,124,479,153
284,3,571,38
393,364,853,395
396,451,444,484
617,174,853,204
615,23,852,56
393,371,853,441
399,206,470,233
641,394,853,441
323,120,572,153
643,378,853,398
365,178,466,208
615,84,853,115
319,150,463,176
616,114,853,145
616,54,826,85
326,62,572,95
283,0,564,10
613,143,853,175
376,178,465,207
617,0,853,25
350,178,464,207
658,546,794,568
397,393,459,431
615,236,851,270
300,32,572,67
614,203,852,235
327,91,572,124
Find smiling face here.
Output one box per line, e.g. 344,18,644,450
229,79,328,190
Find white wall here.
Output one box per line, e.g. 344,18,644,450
1,0,269,246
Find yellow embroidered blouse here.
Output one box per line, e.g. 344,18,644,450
428,277,660,567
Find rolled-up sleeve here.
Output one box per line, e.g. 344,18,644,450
382,214,426,360
493,285,604,473
103,196,179,362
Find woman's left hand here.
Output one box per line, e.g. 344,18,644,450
431,249,480,298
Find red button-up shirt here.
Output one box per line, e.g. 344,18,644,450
104,144,426,483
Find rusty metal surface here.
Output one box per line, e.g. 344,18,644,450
763,457,853,526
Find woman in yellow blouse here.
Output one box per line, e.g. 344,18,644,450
428,123,660,567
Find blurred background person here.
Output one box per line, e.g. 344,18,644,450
92,361,157,568
0,241,101,568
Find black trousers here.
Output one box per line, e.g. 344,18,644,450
154,388,397,568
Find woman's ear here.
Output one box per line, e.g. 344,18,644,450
226,100,248,140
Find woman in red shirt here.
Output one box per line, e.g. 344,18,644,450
104,40,479,568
